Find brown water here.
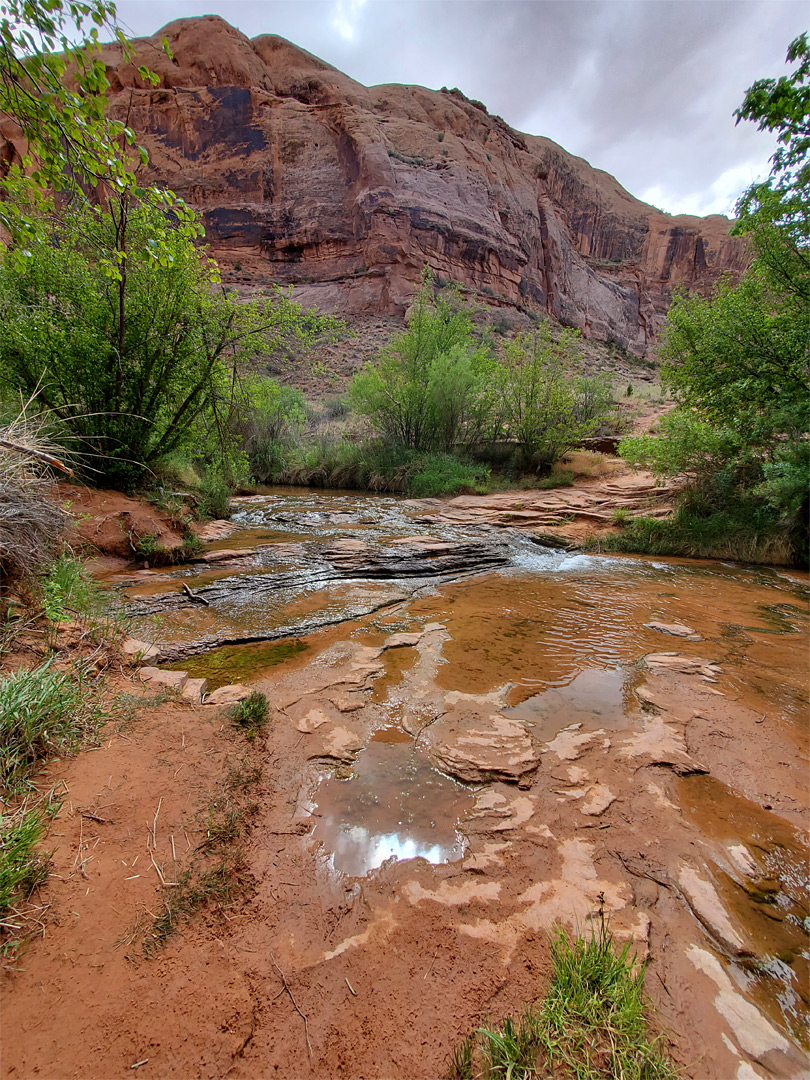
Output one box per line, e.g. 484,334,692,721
680,775,810,1046
125,489,809,1045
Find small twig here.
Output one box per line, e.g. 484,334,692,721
81,812,107,824
423,951,438,979
270,952,312,1058
170,834,176,861
345,977,356,996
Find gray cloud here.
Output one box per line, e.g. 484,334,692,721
116,0,808,215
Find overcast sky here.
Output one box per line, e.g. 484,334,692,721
114,1,807,217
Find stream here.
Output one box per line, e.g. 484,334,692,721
116,488,809,1062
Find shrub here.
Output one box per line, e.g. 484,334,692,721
498,327,606,469
229,692,270,738
349,274,498,453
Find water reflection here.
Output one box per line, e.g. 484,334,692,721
312,728,471,877
505,666,630,739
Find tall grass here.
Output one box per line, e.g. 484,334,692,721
0,660,106,795
0,808,50,917
448,916,675,1080
591,507,799,567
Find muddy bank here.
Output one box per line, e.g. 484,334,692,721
2,490,808,1080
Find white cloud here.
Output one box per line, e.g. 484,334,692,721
330,0,367,42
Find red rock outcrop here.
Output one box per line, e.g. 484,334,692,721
12,16,752,352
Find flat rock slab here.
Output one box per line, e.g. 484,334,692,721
205,683,250,705
196,548,257,563
679,865,751,956
137,667,188,691
426,704,540,783
195,519,239,542
122,638,161,661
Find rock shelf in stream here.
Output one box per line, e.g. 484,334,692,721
122,536,511,620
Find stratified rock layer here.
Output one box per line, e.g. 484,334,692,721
72,16,749,353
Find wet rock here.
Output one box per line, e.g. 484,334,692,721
620,716,707,775
426,705,541,783
205,683,250,705
687,946,801,1071
194,518,239,542
196,547,257,563
321,725,364,761
581,783,616,816
545,725,606,761
679,865,752,956
645,620,702,641
181,677,208,704
136,666,188,691
122,638,160,662
324,537,511,579
382,632,424,649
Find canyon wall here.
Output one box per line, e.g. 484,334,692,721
17,16,754,353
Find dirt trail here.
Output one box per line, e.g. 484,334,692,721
2,494,808,1080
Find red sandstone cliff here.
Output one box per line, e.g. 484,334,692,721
16,16,754,353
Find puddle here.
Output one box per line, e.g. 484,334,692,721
311,727,472,877
680,775,810,1046
504,666,631,739
172,638,309,689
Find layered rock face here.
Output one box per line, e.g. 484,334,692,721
99,18,746,350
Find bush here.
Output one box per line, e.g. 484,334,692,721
350,275,498,453
498,327,609,469
0,196,337,490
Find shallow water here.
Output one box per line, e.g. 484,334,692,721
127,489,809,1041
311,727,471,877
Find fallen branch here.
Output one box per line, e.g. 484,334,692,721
182,582,210,606
270,952,312,1057
0,436,73,476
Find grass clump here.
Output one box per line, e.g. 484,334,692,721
591,504,798,567
448,916,675,1080
0,808,50,916
0,659,105,795
228,691,270,738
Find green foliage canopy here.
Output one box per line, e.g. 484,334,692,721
0,196,335,488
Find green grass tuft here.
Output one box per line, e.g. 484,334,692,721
228,691,270,738
0,808,50,916
0,660,106,795
448,916,676,1080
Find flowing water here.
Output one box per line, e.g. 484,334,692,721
118,488,810,1048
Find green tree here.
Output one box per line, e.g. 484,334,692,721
498,326,609,469
0,196,334,488
0,0,192,255
350,276,497,451
617,36,809,564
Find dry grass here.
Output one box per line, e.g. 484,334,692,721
559,450,615,479
0,407,71,592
